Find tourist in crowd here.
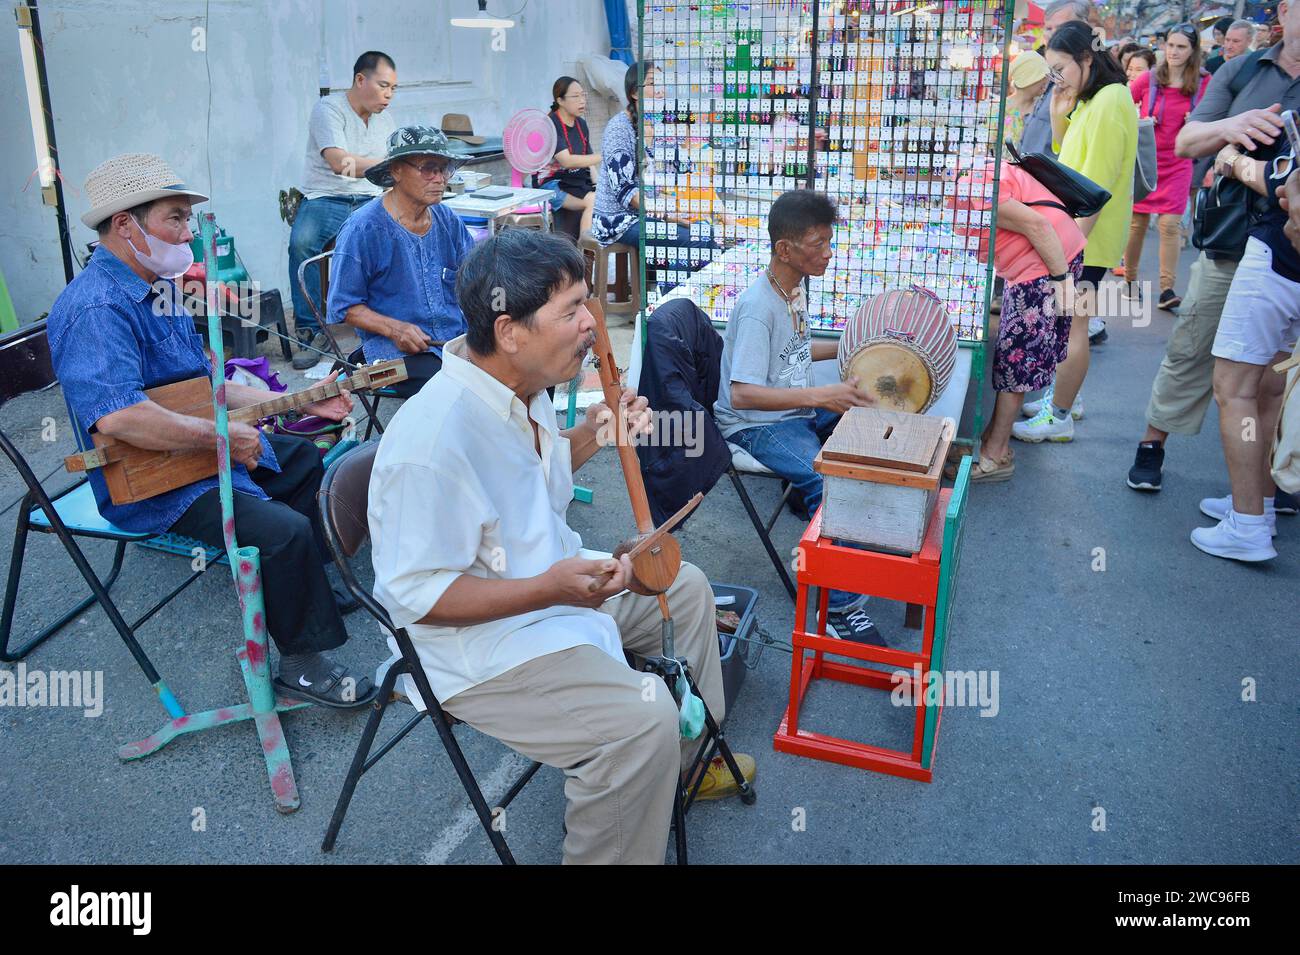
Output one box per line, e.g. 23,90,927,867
1020,0,1093,156
1207,20,1256,73
1005,51,1050,152
1126,0,1300,495
1126,22,1211,311
1125,47,1157,82
1015,20,1136,442
963,159,1086,482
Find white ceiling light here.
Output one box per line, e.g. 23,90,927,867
451,0,514,29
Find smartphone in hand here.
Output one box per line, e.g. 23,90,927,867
1282,110,1300,160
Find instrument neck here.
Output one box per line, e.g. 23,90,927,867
229,377,344,424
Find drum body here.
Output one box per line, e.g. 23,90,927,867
837,286,957,413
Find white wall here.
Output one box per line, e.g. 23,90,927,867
0,0,613,324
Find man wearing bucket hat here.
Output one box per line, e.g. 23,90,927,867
326,125,474,397
46,153,378,709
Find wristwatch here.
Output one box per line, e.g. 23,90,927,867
1048,272,1067,282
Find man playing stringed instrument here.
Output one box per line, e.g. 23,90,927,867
47,153,376,709
368,229,755,864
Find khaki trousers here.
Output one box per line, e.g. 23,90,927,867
441,562,724,865
1125,212,1184,292
1146,252,1239,436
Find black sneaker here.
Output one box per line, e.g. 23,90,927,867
1157,288,1181,311
1127,441,1164,492
292,330,331,370
1274,489,1299,515
1088,318,1108,345
825,606,885,645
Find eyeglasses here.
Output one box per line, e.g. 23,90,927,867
402,158,452,179
563,91,587,101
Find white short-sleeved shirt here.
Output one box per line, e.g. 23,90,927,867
301,92,395,200
368,337,626,703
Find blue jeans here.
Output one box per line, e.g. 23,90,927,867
288,195,373,332
731,409,863,612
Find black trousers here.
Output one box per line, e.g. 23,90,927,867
169,434,347,656
387,352,442,400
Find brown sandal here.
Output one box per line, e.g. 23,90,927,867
971,450,1015,483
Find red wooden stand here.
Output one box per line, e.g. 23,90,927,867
773,461,969,782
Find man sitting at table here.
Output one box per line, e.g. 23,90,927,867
48,153,375,708
713,189,882,644
327,126,473,398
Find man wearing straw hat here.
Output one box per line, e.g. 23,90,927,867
46,153,377,709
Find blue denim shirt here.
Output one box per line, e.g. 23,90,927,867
326,197,473,362
47,245,278,535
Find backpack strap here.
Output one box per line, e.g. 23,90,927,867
1145,70,1159,118
1228,48,1269,101
1192,69,1211,111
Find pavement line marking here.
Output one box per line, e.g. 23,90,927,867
422,751,533,865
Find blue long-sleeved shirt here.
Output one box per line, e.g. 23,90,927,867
326,197,473,362
47,245,277,534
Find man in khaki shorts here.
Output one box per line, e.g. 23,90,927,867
368,229,755,864
1127,6,1300,496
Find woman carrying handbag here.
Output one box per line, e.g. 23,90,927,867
1126,23,1212,311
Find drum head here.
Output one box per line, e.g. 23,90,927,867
845,343,933,412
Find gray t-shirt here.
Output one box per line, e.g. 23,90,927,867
301,92,395,200
1188,46,1300,133
1017,81,1057,157
714,276,815,437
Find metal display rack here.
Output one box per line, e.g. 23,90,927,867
636,0,1015,441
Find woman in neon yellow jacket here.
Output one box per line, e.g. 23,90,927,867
1014,20,1137,444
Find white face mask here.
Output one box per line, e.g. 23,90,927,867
128,214,194,279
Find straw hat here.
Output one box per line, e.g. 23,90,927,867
80,153,209,229
1009,50,1049,90
366,126,469,187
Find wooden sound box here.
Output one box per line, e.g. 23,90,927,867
813,407,955,553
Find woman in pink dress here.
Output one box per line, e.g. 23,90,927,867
1125,23,1210,311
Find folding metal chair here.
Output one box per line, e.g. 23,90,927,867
295,250,398,441
722,441,797,600
0,428,217,716
315,441,542,864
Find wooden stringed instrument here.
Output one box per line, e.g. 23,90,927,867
584,297,701,595
63,358,407,505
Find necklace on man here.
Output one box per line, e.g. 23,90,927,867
766,268,807,338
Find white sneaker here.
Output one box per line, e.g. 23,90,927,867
1022,387,1084,420
1013,405,1075,442
1199,494,1277,536
1190,511,1277,562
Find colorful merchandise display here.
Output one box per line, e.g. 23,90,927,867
640,0,1012,343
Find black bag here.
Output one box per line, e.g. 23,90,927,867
1005,141,1111,218
1190,49,1271,260
1192,175,1255,259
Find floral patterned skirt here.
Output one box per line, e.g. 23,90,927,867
994,252,1084,393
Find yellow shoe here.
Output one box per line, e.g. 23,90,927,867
690,753,756,801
